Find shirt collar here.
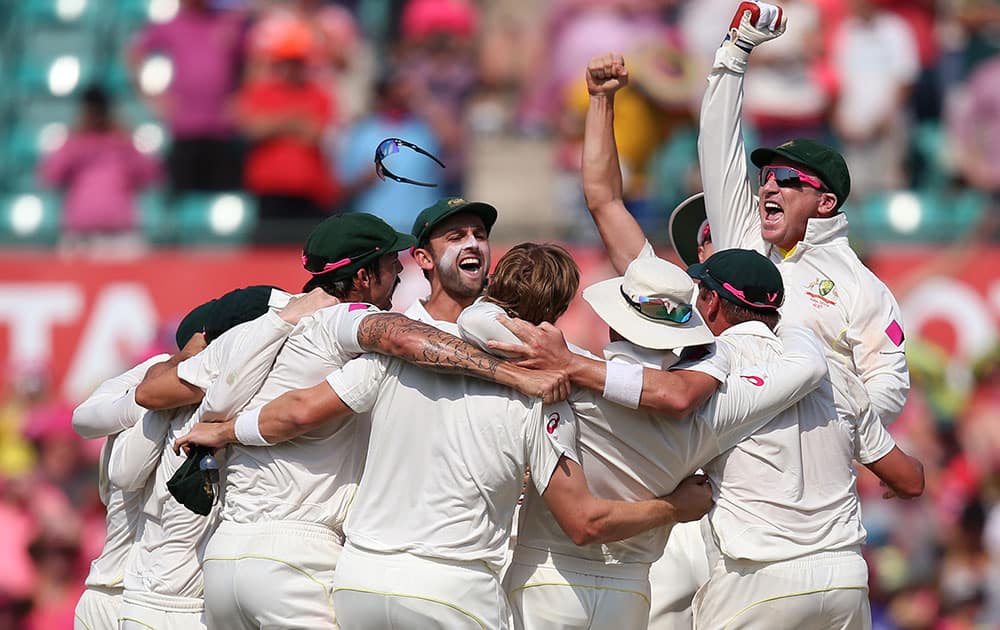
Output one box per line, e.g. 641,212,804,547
773,213,850,260
717,320,777,341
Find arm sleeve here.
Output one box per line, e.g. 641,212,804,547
846,274,910,425
72,354,172,439
706,327,829,452
107,409,171,491
527,399,577,496
315,303,381,356
697,46,767,253
200,312,295,418
457,301,522,358
853,403,897,465
325,353,389,414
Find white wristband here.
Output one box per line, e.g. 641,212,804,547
234,407,272,447
603,361,644,410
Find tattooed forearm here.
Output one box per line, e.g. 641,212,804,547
357,314,507,383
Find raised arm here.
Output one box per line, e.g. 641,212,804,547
72,354,171,439
698,2,786,252
582,53,649,273
543,459,713,545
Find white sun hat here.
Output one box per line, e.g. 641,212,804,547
583,256,715,350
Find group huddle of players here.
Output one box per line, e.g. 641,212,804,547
71,4,924,630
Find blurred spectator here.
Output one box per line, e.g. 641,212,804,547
743,0,829,149
830,0,920,201
948,52,1000,202
236,18,341,244
397,0,480,196
129,0,245,196
37,86,161,243
336,67,441,231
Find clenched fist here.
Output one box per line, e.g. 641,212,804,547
586,53,629,97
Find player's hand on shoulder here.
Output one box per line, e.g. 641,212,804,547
662,474,714,523
586,53,629,97
489,317,572,371
279,288,341,325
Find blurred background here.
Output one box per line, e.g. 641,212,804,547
0,0,998,628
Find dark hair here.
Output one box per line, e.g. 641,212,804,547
700,286,781,330
484,243,580,324
302,258,381,298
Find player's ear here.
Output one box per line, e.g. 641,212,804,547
354,267,371,290
412,245,434,272
816,191,838,217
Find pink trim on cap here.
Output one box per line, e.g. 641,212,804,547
722,281,780,310
697,219,712,246
301,246,381,276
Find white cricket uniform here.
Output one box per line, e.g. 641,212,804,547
72,354,170,630
198,303,379,630
405,296,461,333
503,325,829,630
115,300,296,630
690,340,897,629
698,42,909,425
327,351,576,630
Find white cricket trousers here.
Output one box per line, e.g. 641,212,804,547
692,545,871,630
503,546,651,630
119,590,206,630
332,542,511,630
74,586,121,630
647,519,710,629
202,519,342,629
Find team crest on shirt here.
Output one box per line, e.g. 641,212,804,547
546,412,561,435
805,277,839,308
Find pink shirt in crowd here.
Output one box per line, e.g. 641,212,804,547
131,7,244,139
39,132,161,233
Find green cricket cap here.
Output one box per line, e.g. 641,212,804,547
166,446,218,516
410,197,498,246
175,285,281,349
303,213,416,281
751,138,851,210
687,249,784,313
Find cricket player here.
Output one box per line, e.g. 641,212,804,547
496,249,925,629
476,251,825,629
71,351,171,630
110,286,334,630
175,250,710,630
696,1,909,425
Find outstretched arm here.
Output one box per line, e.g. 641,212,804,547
582,53,649,273
355,313,570,404
543,459,713,546
73,354,171,439
698,1,786,253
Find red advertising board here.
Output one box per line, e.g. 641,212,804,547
0,245,997,403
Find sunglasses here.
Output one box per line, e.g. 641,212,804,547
620,286,693,324
374,138,446,187
758,165,826,191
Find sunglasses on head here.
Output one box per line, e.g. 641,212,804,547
759,165,826,191
620,287,693,324
374,138,446,188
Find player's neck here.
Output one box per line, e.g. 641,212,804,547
424,286,476,323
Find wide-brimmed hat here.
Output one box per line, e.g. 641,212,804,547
583,256,715,350
668,192,708,267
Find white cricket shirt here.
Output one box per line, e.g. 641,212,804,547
696,323,897,563
516,325,828,565
328,353,575,572
74,355,170,589
215,303,378,529
698,45,909,424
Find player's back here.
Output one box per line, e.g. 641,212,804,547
333,353,562,573
703,326,869,563
221,303,378,530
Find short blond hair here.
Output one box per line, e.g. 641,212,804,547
484,243,580,324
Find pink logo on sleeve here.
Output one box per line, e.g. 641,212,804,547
885,320,905,346
546,412,561,434
348,303,370,312
740,375,766,387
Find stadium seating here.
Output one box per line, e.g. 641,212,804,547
172,192,258,246
0,191,61,246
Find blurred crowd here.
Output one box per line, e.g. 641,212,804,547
2,0,1000,628
5,0,1000,245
